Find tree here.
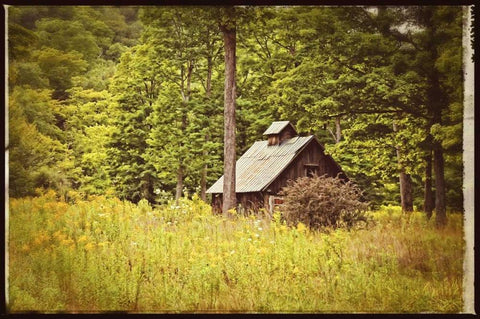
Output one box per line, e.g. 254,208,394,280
219,6,237,214
140,7,224,203
8,88,74,197
261,6,462,218
193,8,224,201
372,6,463,225
8,6,144,199
107,46,162,204
63,87,116,195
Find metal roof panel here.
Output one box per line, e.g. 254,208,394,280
206,135,314,193
262,121,291,135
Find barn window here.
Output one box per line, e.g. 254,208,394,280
304,164,319,177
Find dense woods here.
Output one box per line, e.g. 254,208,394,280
8,6,465,220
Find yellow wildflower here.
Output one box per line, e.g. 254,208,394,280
53,231,66,242
78,235,88,243
21,244,30,252
84,242,95,251
61,238,74,246
297,222,307,233
98,241,109,247
33,233,49,246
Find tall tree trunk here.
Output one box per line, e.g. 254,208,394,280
423,150,434,219
200,57,213,201
428,74,447,227
335,116,342,143
206,56,213,97
393,121,413,212
423,7,448,227
200,156,207,201
175,165,183,204
220,7,237,215
200,133,209,201
433,143,447,227
142,173,154,204
399,172,413,213
175,61,193,204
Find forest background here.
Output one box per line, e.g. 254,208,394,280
7,6,465,216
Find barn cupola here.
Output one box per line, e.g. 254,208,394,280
263,121,298,146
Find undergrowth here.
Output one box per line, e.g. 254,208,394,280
8,191,464,313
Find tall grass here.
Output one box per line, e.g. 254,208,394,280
8,192,464,313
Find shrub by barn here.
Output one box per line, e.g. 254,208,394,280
280,174,369,230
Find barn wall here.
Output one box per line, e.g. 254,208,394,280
237,192,265,214
211,194,223,213
266,139,344,194
211,192,266,214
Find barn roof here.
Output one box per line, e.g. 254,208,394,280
262,121,296,135
206,135,315,194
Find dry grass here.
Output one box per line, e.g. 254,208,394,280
8,193,465,313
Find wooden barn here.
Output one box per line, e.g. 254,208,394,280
207,121,348,214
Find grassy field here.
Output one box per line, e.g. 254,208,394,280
7,190,465,313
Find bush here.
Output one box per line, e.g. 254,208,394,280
279,174,369,230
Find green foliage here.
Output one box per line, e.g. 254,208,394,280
10,62,49,89
106,44,162,203
63,87,115,195
8,6,141,198
36,18,101,62
7,6,464,212
8,87,73,197
7,23,39,60
34,47,88,99
9,196,464,312
280,175,369,230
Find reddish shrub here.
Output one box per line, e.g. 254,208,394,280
279,174,369,230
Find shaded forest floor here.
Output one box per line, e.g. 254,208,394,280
8,191,464,313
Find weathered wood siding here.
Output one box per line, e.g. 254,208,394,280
237,192,265,213
211,192,265,214
279,126,297,143
267,125,297,146
266,139,344,194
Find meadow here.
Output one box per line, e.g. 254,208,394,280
8,190,464,313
